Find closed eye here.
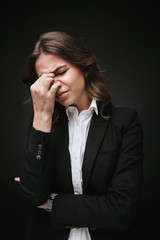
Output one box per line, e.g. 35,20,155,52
55,70,68,76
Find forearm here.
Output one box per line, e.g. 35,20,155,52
51,193,138,231
20,126,55,206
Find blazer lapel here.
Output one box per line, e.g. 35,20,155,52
54,109,74,193
82,108,111,193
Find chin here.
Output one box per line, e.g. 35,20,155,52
57,98,74,108
57,100,71,107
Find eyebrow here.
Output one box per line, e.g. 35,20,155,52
53,65,68,74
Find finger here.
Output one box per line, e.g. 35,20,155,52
40,73,55,79
47,83,59,98
41,73,55,80
50,83,59,93
31,79,54,96
45,73,55,77
33,73,55,87
46,77,54,81
14,177,20,183
50,81,62,94
56,81,61,87
39,74,55,91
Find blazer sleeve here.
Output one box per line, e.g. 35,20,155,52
51,108,144,231
20,114,55,206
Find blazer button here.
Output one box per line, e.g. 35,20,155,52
38,144,42,150
38,150,42,155
36,155,41,160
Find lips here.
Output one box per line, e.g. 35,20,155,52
56,91,68,98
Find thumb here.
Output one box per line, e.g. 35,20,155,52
50,83,59,94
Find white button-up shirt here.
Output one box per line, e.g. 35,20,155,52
66,99,98,240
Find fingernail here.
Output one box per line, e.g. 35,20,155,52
56,81,61,86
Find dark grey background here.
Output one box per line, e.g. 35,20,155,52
1,1,159,239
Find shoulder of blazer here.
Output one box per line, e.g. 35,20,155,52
109,105,141,130
111,105,138,117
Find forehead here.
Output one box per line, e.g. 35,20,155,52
35,53,69,75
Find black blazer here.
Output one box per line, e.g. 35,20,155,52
20,105,143,240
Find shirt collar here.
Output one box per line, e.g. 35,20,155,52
89,99,98,115
65,99,98,119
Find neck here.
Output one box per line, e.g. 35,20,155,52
73,94,92,113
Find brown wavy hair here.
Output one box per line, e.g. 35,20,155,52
23,31,115,122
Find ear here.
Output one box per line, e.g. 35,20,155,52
83,68,89,77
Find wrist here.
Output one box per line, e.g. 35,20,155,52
33,113,52,132
46,193,58,212
46,199,53,212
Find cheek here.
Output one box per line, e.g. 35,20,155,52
71,74,85,92
62,69,85,92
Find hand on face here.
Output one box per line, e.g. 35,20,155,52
31,53,90,131
30,73,61,117
30,73,61,132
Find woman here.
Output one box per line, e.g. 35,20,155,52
19,31,143,240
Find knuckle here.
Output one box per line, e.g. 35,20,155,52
43,73,51,78
46,94,51,100
30,84,35,92
31,86,44,97
41,73,47,77
46,77,53,82
39,89,46,97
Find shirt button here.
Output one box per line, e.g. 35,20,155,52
38,144,42,149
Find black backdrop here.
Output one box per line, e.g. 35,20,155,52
1,1,159,239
